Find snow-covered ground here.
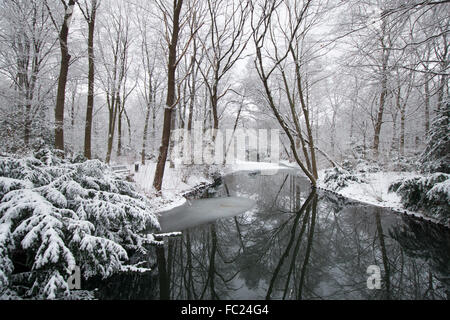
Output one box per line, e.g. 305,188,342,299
133,161,292,194
271,161,419,212
133,163,213,212
133,163,210,195
316,168,450,226
318,170,418,209
278,161,440,222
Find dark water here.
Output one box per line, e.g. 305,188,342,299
97,169,450,300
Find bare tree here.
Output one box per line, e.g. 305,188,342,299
0,0,56,148
45,0,77,153
153,0,198,192
97,3,132,163
372,11,391,157
249,0,319,185
342,0,449,158
136,13,163,165
196,0,250,135
78,0,101,159
393,69,414,155
116,74,136,158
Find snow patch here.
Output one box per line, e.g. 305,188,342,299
319,170,418,208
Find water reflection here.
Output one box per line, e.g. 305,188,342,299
151,170,450,300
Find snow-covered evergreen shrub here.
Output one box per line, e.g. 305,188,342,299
420,101,449,174
0,150,160,299
322,167,366,191
0,223,13,289
341,160,354,171
389,173,450,224
387,102,450,224
354,159,380,173
350,144,366,160
0,112,54,155
389,155,417,172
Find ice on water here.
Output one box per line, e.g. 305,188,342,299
159,196,256,233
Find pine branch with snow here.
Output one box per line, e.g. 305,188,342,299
0,149,161,299
389,173,450,224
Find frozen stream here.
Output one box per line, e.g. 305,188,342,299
94,168,450,300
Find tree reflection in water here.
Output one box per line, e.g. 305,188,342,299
144,170,449,300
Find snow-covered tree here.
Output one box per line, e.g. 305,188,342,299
389,100,450,224
420,100,450,174
389,173,450,224
0,149,160,299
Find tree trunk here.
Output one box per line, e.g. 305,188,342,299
105,93,119,164
54,0,76,153
373,76,388,158
153,0,184,192
24,31,41,147
424,76,430,137
373,16,389,158
400,108,405,155
437,56,448,112
211,82,219,131
24,104,32,146
179,83,187,130
350,106,355,142
125,110,132,152
254,47,316,186
152,107,157,154
280,68,312,172
142,103,151,165
70,87,76,127
117,112,122,157
391,112,398,155
84,4,97,159
331,112,336,156
168,110,177,169
290,46,318,178
106,109,115,164
187,56,196,131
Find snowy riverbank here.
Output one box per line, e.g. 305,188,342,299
132,163,212,213
132,161,448,228
277,161,448,227
318,170,418,209
132,161,293,213
317,168,449,227
132,159,418,215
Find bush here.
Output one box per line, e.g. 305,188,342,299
322,167,366,191
355,159,381,173
0,149,160,299
388,155,418,172
420,101,450,174
389,173,450,224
